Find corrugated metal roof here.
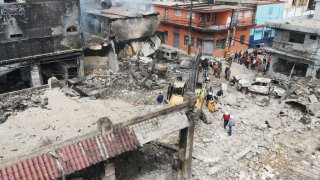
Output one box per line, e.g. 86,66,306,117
0,127,139,180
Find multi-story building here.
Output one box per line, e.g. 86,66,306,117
0,0,83,93
266,0,320,79
216,0,285,48
153,2,255,56
283,0,313,18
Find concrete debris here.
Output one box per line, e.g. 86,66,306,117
48,77,60,89
0,89,47,124
266,118,282,129
179,60,191,68
309,94,318,103
300,114,312,124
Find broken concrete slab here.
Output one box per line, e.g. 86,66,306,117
48,77,60,89
266,118,282,129
309,94,318,103
300,114,312,124
179,60,190,69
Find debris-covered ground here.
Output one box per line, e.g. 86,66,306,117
113,61,320,179
0,88,160,161
1,47,319,179
0,89,47,124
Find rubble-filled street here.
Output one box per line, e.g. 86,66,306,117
111,61,320,179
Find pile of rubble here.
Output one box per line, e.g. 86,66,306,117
73,52,188,101
0,89,48,124
75,58,167,98
280,76,320,121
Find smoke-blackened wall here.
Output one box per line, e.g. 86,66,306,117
0,0,82,63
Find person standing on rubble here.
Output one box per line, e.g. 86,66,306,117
167,83,173,100
222,112,231,129
156,92,164,105
224,66,230,80
177,74,183,81
263,53,267,64
213,62,219,78
227,115,234,136
233,52,238,62
265,54,272,73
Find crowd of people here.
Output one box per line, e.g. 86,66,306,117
232,48,272,73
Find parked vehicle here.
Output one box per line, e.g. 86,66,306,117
236,77,286,96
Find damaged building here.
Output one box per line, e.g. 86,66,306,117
0,0,161,94
81,1,160,73
0,0,84,93
266,0,320,79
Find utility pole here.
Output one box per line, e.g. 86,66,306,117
230,0,241,50
188,0,193,55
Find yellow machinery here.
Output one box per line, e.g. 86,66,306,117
169,81,186,106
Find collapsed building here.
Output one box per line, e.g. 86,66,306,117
0,0,84,94
80,0,160,73
0,0,161,94
266,0,320,79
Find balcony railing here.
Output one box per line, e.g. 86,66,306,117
197,23,230,30
161,17,230,31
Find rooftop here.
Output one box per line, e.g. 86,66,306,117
267,15,320,35
216,0,286,5
151,1,253,12
0,88,158,162
82,4,158,19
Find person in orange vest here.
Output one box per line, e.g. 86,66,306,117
222,112,231,129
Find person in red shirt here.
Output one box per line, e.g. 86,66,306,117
222,112,231,129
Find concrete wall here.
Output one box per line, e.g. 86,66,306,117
0,0,82,63
255,3,285,25
273,29,319,55
269,28,320,78
314,0,320,20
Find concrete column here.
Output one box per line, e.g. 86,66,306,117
108,42,119,72
104,163,116,180
78,55,85,79
178,122,196,180
30,63,42,87
306,65,314,77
